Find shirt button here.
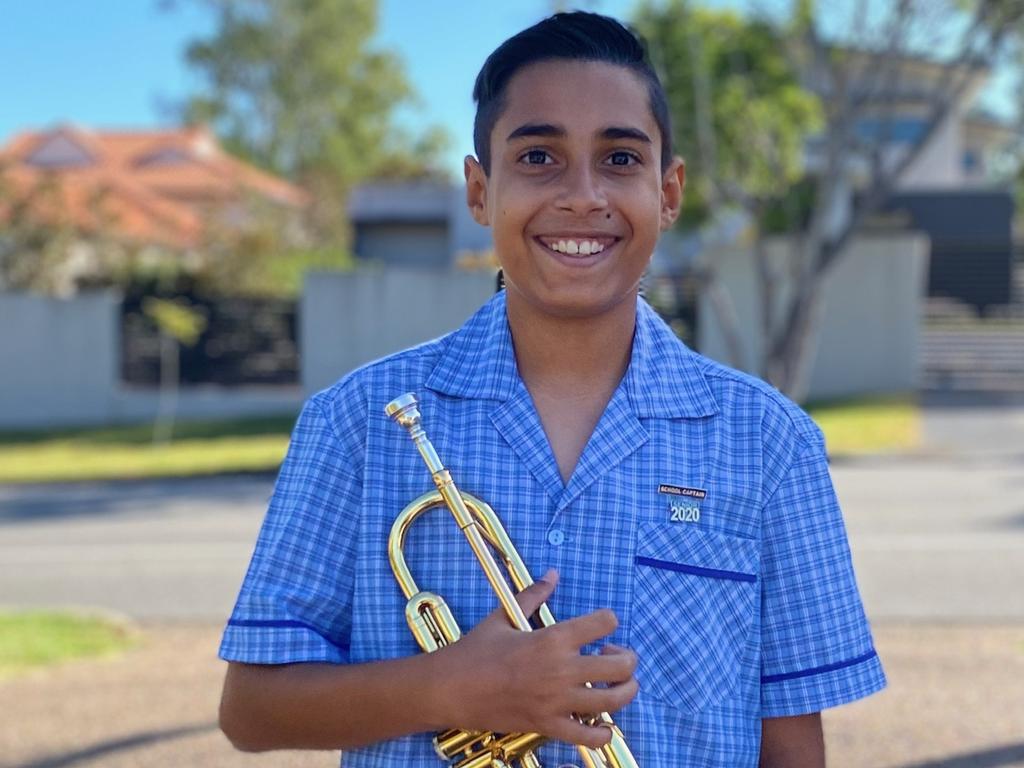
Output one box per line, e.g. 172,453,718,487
547,529,565,546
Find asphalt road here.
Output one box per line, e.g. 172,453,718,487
2,397,1023,623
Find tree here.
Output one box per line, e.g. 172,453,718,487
180,0,449,242
0,168,138,296
634,0,822,374
637,0,1024,401
143,296,208,443
771,0,1024,399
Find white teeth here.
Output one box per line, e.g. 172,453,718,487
545,239,609,255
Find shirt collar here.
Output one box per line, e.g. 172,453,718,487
425,291,719,419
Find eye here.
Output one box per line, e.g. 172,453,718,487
606,150,642,167
519,149,554,165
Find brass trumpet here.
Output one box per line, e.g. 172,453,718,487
386,393,639,768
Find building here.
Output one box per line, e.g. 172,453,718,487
0,124,308,293
803,49,1018,190
347,180,492,269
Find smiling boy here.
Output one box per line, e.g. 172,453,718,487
219,12,885,767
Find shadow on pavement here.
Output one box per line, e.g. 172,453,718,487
0,475,273,524
921,391,1024,409
15,722,218,768
898,742,1024,768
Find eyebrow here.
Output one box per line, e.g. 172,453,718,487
601,126,652,144
506,123,564,141
506,123,653,144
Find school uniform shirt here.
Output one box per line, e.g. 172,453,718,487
220,290,886,767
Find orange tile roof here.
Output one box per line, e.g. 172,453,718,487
0,124,308,249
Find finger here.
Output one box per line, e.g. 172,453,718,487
477,569,557,630
545,717,615,750
513,568,558,618
573,651,637,684
599,643,631,656
566,677,640,716
558,607,618,646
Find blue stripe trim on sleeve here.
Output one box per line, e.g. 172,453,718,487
635,555,757,583
761,649,879,684
228,618,317,630
226,618,333,638
227,618,349,650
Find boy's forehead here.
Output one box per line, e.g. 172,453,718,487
495,59,658,139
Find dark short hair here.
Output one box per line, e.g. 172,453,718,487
472,11,673,176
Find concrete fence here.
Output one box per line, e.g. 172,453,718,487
1,240,927,430
0,270,496,430
0,291,302,430
698,233,930,401
1,292,120,428
301,269,496,394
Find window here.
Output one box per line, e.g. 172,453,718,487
854,118,928,144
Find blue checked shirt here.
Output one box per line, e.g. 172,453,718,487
221,291,886,767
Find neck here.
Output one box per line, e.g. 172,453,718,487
505,291,637,397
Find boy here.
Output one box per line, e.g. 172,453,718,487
219,12,886,767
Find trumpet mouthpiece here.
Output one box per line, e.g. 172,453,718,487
385,393,421,429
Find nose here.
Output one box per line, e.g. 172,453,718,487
555,163,607,216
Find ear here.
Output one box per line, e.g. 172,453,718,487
659,156,686,231
464,155,490,227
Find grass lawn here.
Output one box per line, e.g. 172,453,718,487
807,395,920,457
0,611,139,679
0,415,296,484
0,397,919,484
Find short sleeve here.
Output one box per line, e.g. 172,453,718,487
219,393,363,665
759,437,886,716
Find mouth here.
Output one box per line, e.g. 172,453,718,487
535,235,620,256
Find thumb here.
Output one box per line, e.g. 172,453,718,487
514,568,558,619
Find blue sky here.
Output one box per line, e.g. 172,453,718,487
1,1,1016,178
0,0,641,175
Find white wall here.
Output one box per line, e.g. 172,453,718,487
0,292,118,427
697,233,930,401
898,111,964,189
302,269,496,395
0,291,302,430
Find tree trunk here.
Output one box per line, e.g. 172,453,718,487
152,332,180,445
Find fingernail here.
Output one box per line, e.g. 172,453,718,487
540,567,557,583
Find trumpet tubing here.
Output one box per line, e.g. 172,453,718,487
385,392,639,768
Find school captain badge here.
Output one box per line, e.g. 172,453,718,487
658,483,707,523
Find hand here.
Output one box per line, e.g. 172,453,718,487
432,570,639,749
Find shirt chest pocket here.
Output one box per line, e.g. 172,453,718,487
629,521,759,713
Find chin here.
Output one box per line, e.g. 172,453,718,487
516,285,639,321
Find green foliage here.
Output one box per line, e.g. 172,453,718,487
263,245,354,296
632,1,822,227
760,177,816,234
806,395,920,456
0,612,137,677
142,297,208,346
183,0,449,242
0,169,135,295
196,192,355,296
0,415,295,483
0,414,297,446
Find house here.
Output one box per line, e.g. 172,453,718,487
347,180,492,268
802,49,1019,312
802,49,1017,189
0,124,308,292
